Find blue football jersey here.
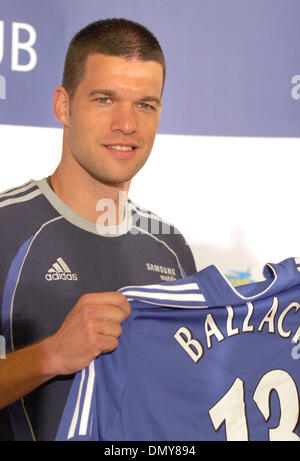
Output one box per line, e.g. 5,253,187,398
56,257,300,441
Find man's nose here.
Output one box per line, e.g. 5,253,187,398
111,103,138,135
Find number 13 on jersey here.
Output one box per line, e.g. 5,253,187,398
209,369,300,441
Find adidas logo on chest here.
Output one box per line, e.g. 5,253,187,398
45,257,78,281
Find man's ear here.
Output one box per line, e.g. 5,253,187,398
159,100,163,115
53,86,70,127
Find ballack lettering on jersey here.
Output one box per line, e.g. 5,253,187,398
174,297,300,363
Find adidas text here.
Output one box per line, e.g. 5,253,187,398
45,273,78,281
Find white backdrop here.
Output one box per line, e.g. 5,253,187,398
1,123,299,283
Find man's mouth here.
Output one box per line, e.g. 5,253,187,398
107,145,135,151
104,144,138,158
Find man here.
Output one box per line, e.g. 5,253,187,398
0,18,196,440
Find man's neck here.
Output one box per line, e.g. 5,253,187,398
49,165,130,226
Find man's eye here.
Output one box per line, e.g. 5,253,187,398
96,97,112,104
139,103,153,110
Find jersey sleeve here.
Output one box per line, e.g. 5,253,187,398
55,361,98,441
0,182,59,338
161,228,196,277
128,199,197,277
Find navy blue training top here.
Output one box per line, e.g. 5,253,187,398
0,178,196,440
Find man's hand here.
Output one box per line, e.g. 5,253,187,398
45,292,131,376
0,292,130,410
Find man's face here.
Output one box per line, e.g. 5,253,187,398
63,53,163,188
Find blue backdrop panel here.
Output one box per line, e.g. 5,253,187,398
0,0,300,136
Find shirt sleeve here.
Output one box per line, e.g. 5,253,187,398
55,361,98,441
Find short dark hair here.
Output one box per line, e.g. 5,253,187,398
62,18,166,99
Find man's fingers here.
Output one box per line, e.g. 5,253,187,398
80,303,129,324
79,292,131,319
95,320,123,338
96,335,119,354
